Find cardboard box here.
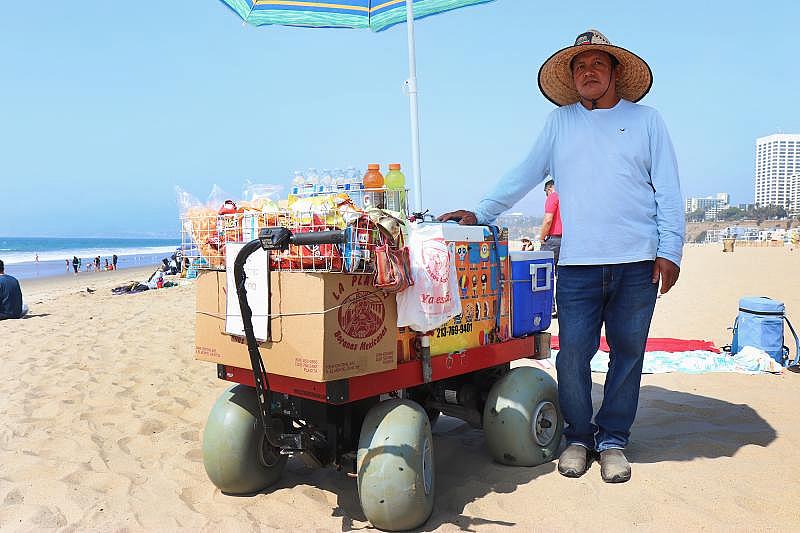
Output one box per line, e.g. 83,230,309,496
195,270,397,382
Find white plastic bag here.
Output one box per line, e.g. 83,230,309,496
396,223,462,332
733,346,784,374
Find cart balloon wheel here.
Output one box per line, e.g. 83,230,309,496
483,367,563,466
202,384,287,494
357,399,435,531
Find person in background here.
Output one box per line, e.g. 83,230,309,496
539,179,562,267
112,254,118,270
539,179,563,317
439,29,684,483
72,256,79,275
66,259,70,272
0,260,28,320
180,257,190,278
104,258,110,270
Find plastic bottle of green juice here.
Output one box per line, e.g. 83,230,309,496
384,163,406,213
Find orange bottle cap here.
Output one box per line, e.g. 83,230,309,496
388,163,401,170
368,163,380,170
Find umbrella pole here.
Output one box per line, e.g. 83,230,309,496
405,0,423,213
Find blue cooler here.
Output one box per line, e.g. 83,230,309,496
510,251,554,336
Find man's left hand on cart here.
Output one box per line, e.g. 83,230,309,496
438,210,478,225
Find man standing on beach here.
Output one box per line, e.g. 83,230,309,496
439,29,684,483
112,254,118,270
0,260,28,320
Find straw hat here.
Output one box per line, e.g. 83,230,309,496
538,29,653,107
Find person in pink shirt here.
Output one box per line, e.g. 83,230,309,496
539,179,562,266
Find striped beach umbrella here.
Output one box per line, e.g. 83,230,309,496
220,0,492,31
218,0,495,211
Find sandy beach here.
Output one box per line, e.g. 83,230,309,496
1,246,799,531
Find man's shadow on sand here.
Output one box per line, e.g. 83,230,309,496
626,384,776,463
258,384,775,531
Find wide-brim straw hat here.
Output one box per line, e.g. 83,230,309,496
538,29,653,107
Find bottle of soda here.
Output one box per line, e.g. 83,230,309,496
305,168,319,196
291,170,305,195
362,164,385,209
384,163,406,213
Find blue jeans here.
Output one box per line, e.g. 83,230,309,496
555,261,658,452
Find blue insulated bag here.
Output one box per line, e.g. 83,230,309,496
731,297,800,367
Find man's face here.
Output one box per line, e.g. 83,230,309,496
571,50,617,101
544,185,554,196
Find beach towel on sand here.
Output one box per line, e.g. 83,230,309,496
551,336,720,354
551,346,783,374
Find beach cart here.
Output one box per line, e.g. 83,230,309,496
190,3,563,528
189,204,561,531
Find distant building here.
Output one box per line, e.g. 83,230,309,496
789,173,800,216
755,133,800,209
496,212,542,240
705,226,769,243
685,193,730,220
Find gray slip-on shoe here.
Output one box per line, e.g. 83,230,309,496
558,444,589,478
600,449,631,483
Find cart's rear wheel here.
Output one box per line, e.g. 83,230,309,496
202,384,287,494
483,367,563,466
357,399,434,531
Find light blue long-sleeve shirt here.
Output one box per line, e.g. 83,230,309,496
475,99,685,267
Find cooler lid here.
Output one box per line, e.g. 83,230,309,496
738,296,784,314
510,250,554,261
415,222,487,242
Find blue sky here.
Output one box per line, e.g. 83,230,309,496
1,1,798,237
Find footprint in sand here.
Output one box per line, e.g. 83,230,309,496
185,448,203,463
4,488,24,504
117,436,132,455
138,419,166,435
29,506,68,528
180,430,199,442
179,486,207,510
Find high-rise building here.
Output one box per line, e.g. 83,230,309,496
685,193,730,220
789,173,800,216
755,133,800,208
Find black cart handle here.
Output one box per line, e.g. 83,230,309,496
290,230,347,246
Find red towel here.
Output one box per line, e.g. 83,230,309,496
551,336,720,354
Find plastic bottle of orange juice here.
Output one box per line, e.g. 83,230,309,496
362,164,385,209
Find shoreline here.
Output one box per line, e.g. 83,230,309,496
19,265,172,306
4,252,176,282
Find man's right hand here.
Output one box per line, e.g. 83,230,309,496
437,210,478,225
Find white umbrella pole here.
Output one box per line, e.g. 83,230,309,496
405,0,423,213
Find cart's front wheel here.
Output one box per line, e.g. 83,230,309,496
202,384,287,494
357,399,434,531
483,367,563,466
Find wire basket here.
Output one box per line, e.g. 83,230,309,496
180,189,407,273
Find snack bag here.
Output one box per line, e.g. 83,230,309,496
271,214,343,271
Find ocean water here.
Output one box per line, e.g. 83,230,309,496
0,237,180,281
